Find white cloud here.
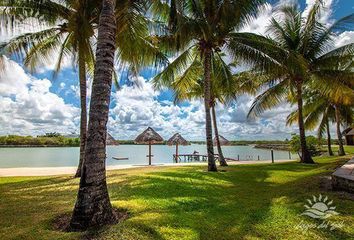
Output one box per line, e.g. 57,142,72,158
107,76,300,140
241,3,273,35
0,57,79,136
302,0,334,25
333,31,354,48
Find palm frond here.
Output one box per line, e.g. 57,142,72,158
248,79,289,118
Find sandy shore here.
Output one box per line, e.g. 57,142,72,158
0,159,295,177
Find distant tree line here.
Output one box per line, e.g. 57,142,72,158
0,135,80,147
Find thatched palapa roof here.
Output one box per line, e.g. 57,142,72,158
107,133,118,145
344,128,354,136
135,127,164,144
213,135,230,146
167,133,189,146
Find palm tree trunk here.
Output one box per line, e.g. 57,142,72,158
203,48,217,172
326,117,333,156
211,105,228,166
70,0,117,230
296,82,314,164
335,105,345,156
74,47,87,178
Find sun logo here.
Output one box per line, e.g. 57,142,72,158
301,194,339,219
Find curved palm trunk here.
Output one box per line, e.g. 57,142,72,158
326,117,333,156
74,48,87,178
203,48,217,172
335,105,345,156
296,83,314,164
70,0,117,230
211,105,228,166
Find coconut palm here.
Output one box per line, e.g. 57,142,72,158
245,2,354,163
69,0,165,229
287,91,353,156
153,0,266,171
0,0,99,177
69,0,117,230
169,54,259,166
0,0,166,177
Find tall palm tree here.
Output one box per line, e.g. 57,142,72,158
0,0,166,177
69,0,165,229
0,0,98,177
153,0,265,171
245,2,354,163
168,54,259,166
287,92,353,156
69,0,117,230
334,104,352,156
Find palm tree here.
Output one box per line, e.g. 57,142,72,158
0,0,98,177
245,2,354,163
0,0,166,177
168,54,259,166
334,104,352,156
69,0,117,230
287,92,353,156
69,0,165,229
153,0,265,171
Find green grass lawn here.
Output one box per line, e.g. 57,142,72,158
0,152,353,240
323,145,354,155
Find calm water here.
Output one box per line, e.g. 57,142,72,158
0,144,296,168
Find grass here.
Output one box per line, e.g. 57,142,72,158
323,145,354,155
0,151,353,239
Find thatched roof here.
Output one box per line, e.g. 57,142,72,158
107,133,118,145
135,127,164,144
213,135,230,146
346,128,354,136
167,133,189,146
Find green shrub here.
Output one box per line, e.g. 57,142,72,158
289,134,320,156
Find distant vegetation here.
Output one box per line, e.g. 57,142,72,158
289,134,322,156
0,136,340,150
0,134,80,147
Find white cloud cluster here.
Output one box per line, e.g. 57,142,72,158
302,0,334,25
241,3,273,35
106,76,300,140
108,77,208,140
333,31,354,48
0,57,79,136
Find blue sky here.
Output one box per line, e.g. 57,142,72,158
0,0,353,140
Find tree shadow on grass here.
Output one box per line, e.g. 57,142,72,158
106,161,353,239
0,159,353,239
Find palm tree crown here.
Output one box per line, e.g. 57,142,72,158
245,2,354,163
154,0,266,171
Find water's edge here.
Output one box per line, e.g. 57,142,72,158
0,144,296,168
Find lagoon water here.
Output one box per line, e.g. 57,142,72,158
0,144,296,168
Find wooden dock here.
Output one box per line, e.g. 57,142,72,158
173,154,238,163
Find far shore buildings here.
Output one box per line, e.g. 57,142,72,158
344,127,354,146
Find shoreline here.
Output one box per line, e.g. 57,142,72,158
0,159,296,177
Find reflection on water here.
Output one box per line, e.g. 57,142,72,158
0,144,296,168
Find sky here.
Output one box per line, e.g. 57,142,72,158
0,0,353,141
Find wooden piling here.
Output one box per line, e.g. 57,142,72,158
271,149,274,163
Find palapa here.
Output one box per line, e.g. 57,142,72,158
167,133,189,163
135,127,164,165
213,135,230,146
